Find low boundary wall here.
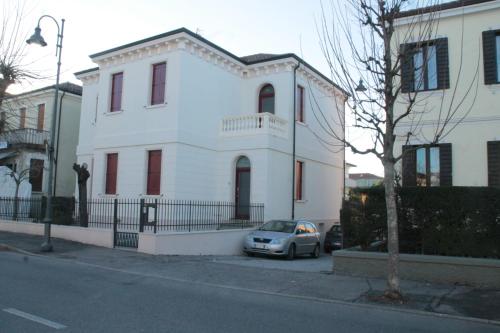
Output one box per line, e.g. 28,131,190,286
333,250,500,288
139,228,255,255
0,219,114,248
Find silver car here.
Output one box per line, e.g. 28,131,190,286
243,220,321,259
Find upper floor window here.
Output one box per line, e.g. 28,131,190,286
37,104,45,131
110,72,123,112
402,144,452,187
297,85,305,123
151,62,166,105
401,38,449,92
259,84,275,114
482,30,500,84
19,107,26,129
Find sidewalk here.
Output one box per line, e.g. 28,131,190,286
1,231,499,324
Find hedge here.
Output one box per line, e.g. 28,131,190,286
341,187,500,258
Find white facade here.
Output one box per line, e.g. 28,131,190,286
393,1,500,187
75,28,345,229
0,84,82,196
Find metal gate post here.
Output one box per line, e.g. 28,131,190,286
113,198,118,247
139,198,145,233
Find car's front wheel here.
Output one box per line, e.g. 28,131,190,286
311,244,320,258
287,243,296,260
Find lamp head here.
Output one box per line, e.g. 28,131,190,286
355,79,367,92
26,27,47,47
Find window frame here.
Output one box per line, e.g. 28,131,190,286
150,62,167,106
297,85,305,123
258,84,275,114
110,72,124,112
295,160,304,201
413,42,438,92
415,145,441,187
105,153,118,195
37,104,45,131
496,34,500,83
146,150,162,195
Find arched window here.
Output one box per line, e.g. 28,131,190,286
236,156,251,169
235,156,251,219
258,84,275,114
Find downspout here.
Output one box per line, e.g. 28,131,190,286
291,62,300,220
53,90,66,196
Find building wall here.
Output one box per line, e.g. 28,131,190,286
393,3,500,186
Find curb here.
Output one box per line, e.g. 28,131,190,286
2,242,500,327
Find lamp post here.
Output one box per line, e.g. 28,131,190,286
26,15,65,252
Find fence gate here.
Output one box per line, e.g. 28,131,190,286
112,199,157,248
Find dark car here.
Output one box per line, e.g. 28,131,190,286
324,225,343,253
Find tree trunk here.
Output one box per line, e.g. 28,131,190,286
383,160,401,298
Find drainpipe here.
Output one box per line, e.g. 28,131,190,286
52,90,66,196
291,62,300,220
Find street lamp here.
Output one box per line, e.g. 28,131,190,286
26,15,65,252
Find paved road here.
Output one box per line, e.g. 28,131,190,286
1,251,499,333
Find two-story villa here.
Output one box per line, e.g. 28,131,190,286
394,0,500,188
0,83,82,196
75,28,346,230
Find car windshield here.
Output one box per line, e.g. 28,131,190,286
260,220,297,233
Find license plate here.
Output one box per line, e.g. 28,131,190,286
255,243,267,249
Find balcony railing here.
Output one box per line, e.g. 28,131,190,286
0,128,49,149
220,112,288,138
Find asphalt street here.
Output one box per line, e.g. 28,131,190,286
1,251,499,333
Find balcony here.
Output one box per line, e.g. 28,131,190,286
0,128,49,150
220,113,288,139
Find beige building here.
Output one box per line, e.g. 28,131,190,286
393,0,500,187
0,83,82,196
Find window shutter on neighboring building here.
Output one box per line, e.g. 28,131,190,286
439,143,452,186
400,44,414,93
482,30,498,85
402,145,416,186
488,141,500,187
435,38,450,89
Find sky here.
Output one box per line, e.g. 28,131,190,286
4,0,385,176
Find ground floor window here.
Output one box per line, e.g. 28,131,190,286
402,143,452,187
487,141,500,187
295,160,304,200
105,153,118,195
147,150,162,195
29,159,44,192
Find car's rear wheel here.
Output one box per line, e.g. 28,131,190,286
311,244,320,258
246,252,254,257
287,243,296,260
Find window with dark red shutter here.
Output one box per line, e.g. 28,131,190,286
37,104,45,131
295,161,304,200
105,153,118,194
482,30,500,85
29,159,44,192
110,72,123,112
402,144,452,187
147,150,162,195
19,108,26,129
151,62,166,105
487,141,500,187
297,85,305,123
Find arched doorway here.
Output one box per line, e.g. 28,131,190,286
235,156,251,219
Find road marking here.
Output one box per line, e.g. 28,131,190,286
3,308,66,330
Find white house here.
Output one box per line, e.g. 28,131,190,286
0,83,82,197
393,0,500,187
74,28,346,232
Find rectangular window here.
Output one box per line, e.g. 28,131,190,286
413,44,437,91
297,85,305,123
110,72,123,112
151,62,166,105
295,161,304,200
496,35,500,82
415,146,441,187
403,144,452,187
105,153,118,194
20,108,26,129
487,141,500,187
37,104,45,131
29,159,44,192
146,150,162,195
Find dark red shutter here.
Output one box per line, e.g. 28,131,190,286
487,141,500,187
110,73,123,112
482,31,498,85
297,85,304,122
29,159,44,192
402,145,416,187
295,161,303,200
20,108,26,129
37,104,45,131
105,153,118,194
439,143,452,186
147,150,162,195
151,63,166,105
436,38,450,89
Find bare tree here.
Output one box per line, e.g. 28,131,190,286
314,0,479,299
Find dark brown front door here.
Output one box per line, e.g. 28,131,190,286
235,167,250,219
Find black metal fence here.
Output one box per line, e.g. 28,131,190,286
0,197,265,233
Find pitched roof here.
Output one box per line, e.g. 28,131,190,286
396,0,497,18
6,82,82,99
349,173,383,180
76,27,346,95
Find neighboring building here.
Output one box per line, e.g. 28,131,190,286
0,83,82,196
393,0,500,188
349,173,383,189
75,27,346,231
